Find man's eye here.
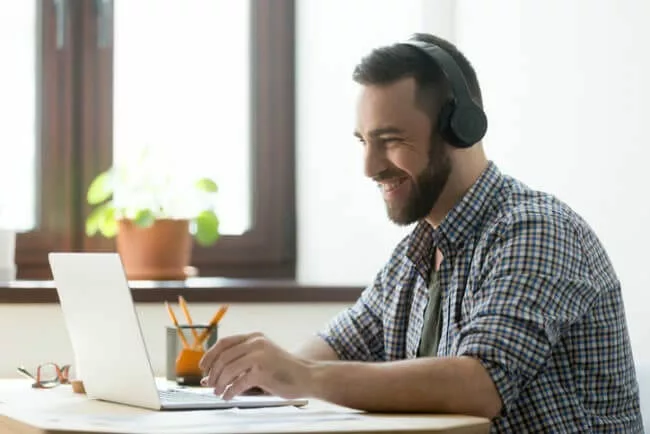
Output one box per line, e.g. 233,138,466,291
382,138,402,145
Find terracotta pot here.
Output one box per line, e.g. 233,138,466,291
116,219,192,280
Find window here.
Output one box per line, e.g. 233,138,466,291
0,1,37,232
5,0,78,279
8,0,295,280
113,1,251,236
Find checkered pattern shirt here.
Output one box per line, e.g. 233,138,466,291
319,161,644,432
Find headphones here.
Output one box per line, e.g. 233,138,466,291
400,39,488,148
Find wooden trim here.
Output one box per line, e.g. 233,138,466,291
79,0,114,254
190,0,296,278
15,1,77,279
15,0,297,281
0,279,362,304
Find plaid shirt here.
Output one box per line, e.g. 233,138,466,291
319,161,644,432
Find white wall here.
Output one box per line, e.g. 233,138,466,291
295,0,432,285
0,303,347,379
453,0,650,420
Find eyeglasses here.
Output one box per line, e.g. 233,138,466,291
17,363,71,389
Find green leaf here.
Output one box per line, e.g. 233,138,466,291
133,209,156,228
99,206,118,238
86,202,118,238
87,170,114,205
194,210,220,246
85,204,106,237
195,178,218,193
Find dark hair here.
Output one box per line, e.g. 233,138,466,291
352,33,483,120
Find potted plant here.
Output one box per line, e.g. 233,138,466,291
84,149,220,280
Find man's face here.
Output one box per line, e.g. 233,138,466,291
355,77,451,225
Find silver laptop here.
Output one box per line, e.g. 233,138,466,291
48,252,308,411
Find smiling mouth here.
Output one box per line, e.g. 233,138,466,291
378,177,408,193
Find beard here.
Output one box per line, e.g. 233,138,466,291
383,138,452,225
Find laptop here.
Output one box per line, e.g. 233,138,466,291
48,252,308,411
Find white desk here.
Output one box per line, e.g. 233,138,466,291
0,379,489,434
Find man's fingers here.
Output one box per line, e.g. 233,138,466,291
207,347,247,390
203,338,254,388
223,370,256,401
199,332,261,372
214,353,257,395
199,334,247,371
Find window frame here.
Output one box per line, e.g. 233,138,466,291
16,0,296,280
190,0,297,278
16,0,78,279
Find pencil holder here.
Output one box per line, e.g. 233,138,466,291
165,324,218,385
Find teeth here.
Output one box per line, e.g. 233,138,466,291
379,179,404,192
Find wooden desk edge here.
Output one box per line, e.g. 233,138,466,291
0,417,489,434
0,414,489,434
0,379,490,434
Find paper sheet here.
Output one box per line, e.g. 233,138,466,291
2,406,364,434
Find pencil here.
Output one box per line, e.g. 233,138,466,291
196,305,229,346
178,295,200,347
165,301,190,349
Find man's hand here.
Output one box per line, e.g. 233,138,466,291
199,332,314,400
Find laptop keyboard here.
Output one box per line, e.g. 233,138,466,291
159,388,226,403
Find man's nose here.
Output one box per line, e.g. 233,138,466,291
363,144,388,179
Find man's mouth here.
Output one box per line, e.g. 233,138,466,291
378,177,408,193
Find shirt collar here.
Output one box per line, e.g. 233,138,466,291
405,161,505,278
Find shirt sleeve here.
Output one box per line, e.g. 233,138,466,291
456,211,600,413
317,269,385,361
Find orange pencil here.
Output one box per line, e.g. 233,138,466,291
178,295,200,347
165,301,190,349
196,305,229,346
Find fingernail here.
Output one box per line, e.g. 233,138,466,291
200,377,207,386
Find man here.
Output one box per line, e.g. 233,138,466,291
200,33,644,432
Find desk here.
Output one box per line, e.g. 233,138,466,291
0,379,489,434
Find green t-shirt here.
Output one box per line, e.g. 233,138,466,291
417,269,443,357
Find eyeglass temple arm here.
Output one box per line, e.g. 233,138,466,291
16,366,35,380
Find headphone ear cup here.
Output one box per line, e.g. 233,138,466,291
437,100,457,145
449,103,487,148
437,100,488,148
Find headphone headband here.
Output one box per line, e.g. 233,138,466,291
399,39,487,148
400,40,475,108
